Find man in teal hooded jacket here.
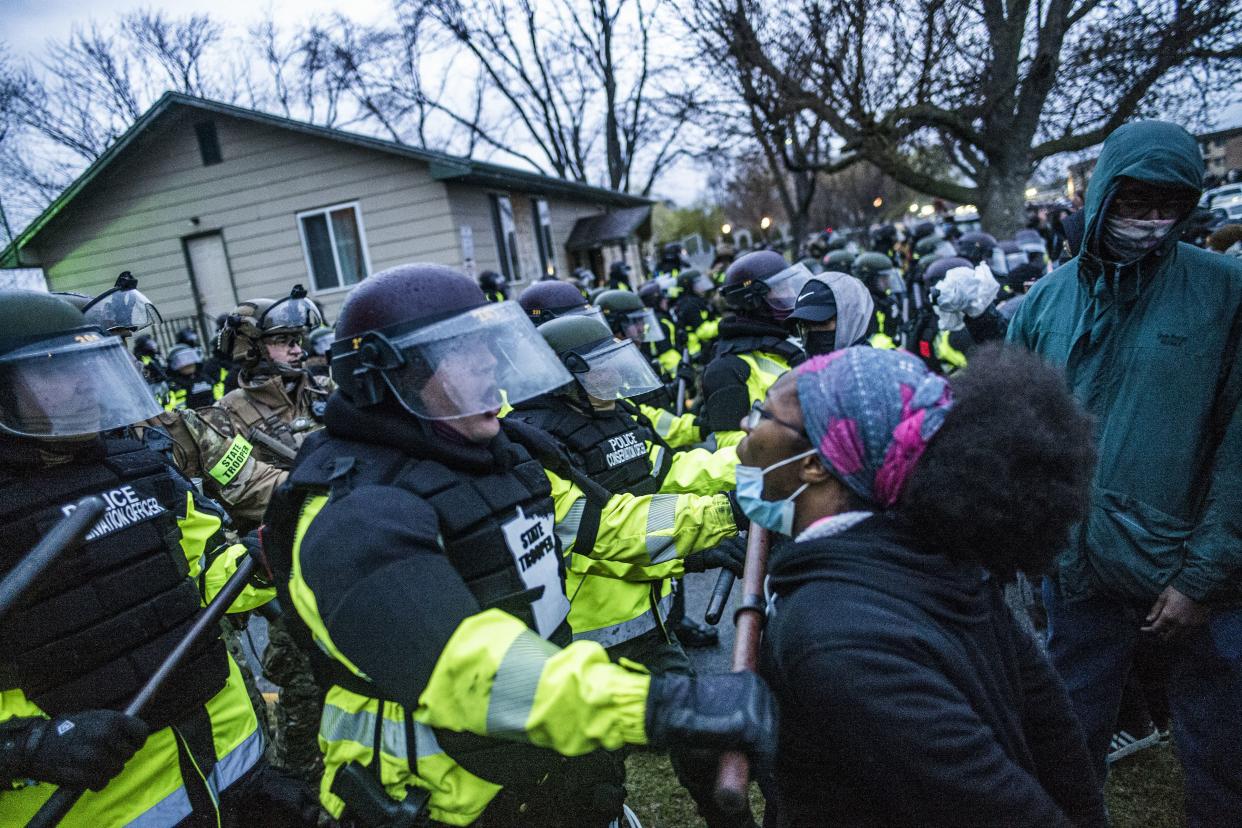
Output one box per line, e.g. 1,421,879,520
1008,120,1242,826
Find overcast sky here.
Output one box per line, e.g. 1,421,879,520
3,0,1240,208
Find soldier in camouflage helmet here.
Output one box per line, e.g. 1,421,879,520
205,285,333,786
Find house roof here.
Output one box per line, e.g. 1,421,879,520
1,92,652,268
565,205,652,251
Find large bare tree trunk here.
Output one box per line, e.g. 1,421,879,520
978,164,1030,239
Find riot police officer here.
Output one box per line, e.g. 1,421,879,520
164,344,222,410
700,251,809,448
0,291,294,826
853,251,907,350
478,270,508,302
266,264,774,826
517,279,608,327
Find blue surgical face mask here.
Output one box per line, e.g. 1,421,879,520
734,448,817,536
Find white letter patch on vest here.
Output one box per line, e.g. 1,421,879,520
501,505,570,638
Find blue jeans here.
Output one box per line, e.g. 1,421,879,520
1043,580,1242,827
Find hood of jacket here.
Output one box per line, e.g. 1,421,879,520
815,271,874,349
767,514,991,627
1079,121,1204,270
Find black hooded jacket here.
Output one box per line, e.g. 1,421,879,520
761,515,1106,828
699,316,803,433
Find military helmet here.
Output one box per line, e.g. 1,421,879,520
852,252,903,296
537,315,662,402
217,284,322,370
825,235,849,252
637,280,664,309
81,271,162,337
0,290,161,439
330,263,570,417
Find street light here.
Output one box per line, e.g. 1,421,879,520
760,216,772,230
721,223,732,235
1024,187,1038,199
908,203,920,214
872,197,884,208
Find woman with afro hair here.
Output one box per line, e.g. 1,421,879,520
734,344,1107,827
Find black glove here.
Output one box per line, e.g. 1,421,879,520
725,491,750,531
675,362,697,387
645,672,776,764
1,711,149,790
242,530,273,588
683,535,746,576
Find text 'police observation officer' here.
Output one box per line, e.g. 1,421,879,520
734,344,1109,827
263,264,775,827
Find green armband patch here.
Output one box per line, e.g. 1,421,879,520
208,435,253,486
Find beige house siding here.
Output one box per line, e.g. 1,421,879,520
34,113,456,321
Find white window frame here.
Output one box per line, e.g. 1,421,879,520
533,198,556,278
490,194,521,283
295,200,374,295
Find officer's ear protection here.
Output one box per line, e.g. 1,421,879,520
339,331,406,407
215,313,243,362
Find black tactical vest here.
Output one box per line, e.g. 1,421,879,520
281,430,568,645
0,438,229,730
508,401,665,496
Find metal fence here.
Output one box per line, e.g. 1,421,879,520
149,313,212,355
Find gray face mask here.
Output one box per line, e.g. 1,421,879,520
1102,216,1177,264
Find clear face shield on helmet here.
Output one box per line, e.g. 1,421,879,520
0,331,162,438
761,263,815,319
693,273,715,295
619,307,666,344
565,337,663,401
379,301,572,420
82,285,162,336
260,287,324,334
558,304,608,328
167,346,203,373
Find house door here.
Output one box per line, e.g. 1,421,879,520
183,232,237,325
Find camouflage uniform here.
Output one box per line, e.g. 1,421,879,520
209,370,332,784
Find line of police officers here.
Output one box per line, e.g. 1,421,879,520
0,229,995,826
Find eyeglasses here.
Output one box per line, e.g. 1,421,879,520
746,400,805,436
263,333,303,347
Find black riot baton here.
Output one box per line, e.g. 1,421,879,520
0,497,105,624
675,347,690,416
29,554,259,828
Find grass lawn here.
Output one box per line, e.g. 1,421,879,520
626,742,1185,827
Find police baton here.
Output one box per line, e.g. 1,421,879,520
675,348,691,416
0,497,105,624
714,526,770,814
29,554,259,828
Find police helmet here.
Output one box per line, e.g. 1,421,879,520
852,252,904,295
518,280,607,327
957,232,999,265
175,327,200,348
478,270,507,293
870,224,897,250
331,264,570,418
922,256,974,288
166,344,203,373
0,290,162,439
823,249,855,272
637,280,664,309
720,251,813,321
537,315,661,402
307,326,335,357
596,289,666,344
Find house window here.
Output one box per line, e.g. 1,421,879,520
533,198,556,278
490,194,521,282
195,121,222,166
297,202,371,292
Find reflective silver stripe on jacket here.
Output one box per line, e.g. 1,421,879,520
486,630,558,739
744,353,788,380
319,702,443,761
556,499,587,550
571,589,674,647
645,494,680,564
128,727,264,827
653,410,674,437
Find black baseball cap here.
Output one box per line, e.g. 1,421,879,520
787,279,838,323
